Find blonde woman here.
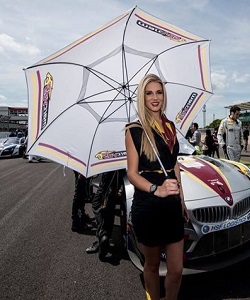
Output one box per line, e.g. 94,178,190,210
125,74,188,300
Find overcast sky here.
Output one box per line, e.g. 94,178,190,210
0,0,250,126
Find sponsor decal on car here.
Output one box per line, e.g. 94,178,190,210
179,156,233,205
201,212,250,234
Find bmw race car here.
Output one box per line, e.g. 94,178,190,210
90,137,250,275
123,146,250,275
0,137,25,158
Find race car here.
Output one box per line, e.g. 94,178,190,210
124,154,250,275
89,136,250,275
92,138,250,276
0,137,25,158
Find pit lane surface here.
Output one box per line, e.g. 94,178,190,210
0,157,250,300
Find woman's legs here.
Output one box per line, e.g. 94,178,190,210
142,245,161,300
165,240,184,300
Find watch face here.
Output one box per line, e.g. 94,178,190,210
150,184,157,193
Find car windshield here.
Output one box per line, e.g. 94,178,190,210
0,138,19,145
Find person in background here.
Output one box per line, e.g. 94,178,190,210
212,127,220,158
185,127,192,141
202,129,214,156
125,74,188,300
86,169,126,260
22,135,29,159
189,122,201,154
71,171,93,233
189,123,201,146
243,126,249,152
217,105,243,162
17,131,24,138
9,130,16,137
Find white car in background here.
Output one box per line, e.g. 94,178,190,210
0,137,25,158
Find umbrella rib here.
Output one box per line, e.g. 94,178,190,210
70,65,138,110
77,66,138,122
121,39,212,94
85,125,98,177
160,39,210,55
166,81,213,95
99,98,135,123
82,66,138,99
121,6,137,89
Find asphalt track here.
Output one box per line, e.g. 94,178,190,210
0,157,250,300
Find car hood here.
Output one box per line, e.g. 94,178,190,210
178,155,250,203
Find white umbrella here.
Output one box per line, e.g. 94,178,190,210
24,6,213,177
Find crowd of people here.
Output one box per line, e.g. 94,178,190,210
186,105,249,162
9,127,27,138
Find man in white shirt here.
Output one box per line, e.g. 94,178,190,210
217,105,243,162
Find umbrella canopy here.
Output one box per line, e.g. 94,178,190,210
24,6,213,177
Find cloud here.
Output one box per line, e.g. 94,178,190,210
0,94,7,103
0,94,7,100
0,34,40,55
232,72,250,83
211,71,228,90
186,0,210,10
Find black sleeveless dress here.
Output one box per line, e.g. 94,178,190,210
128,124,184,247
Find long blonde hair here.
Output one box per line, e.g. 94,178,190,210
137,74,167,161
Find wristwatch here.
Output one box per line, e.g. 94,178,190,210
149,184,158,194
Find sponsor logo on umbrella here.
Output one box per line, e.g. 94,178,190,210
136,20,186,42
41,72,53,130
95,150,126,160
175,92,198,123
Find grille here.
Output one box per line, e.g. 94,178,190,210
188,221,250,259
193,206,230,223
233,197,250,218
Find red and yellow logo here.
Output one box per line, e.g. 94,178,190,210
41,72,53,130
